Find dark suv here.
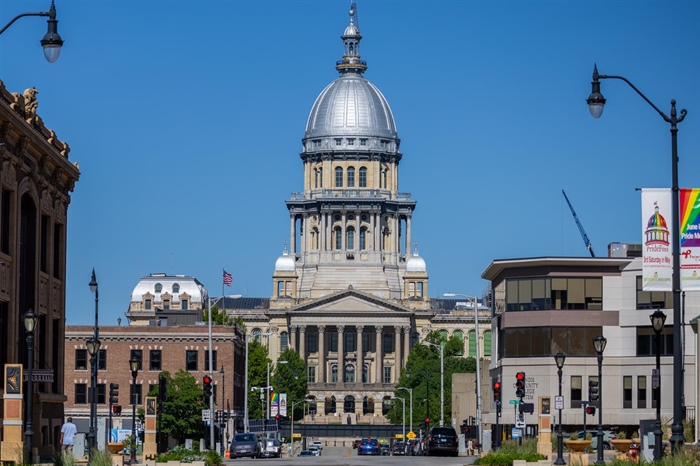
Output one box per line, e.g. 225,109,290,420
427,426,459,456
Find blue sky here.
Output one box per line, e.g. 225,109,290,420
1,0,698,326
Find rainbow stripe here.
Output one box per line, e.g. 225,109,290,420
681,188,700,248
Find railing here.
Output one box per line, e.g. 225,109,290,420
289,190,412,200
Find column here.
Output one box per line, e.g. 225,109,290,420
318,325,326,383
320,212,326,251
369,212,375,251
289,325,297,351
326,212,332,251
289,215,296,255
303,214,310,254
356,325,364,383
403,326,410,367
375,213,381,252
375,326,383,384
337,325,345,384
299,325,307,360
394,327,401,382
406,216,412,255
341,211,346,251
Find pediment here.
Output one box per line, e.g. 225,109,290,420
290,289,411,315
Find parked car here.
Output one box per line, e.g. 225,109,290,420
229,432,260,459
357,438,380,455
260,438,281,458
308,444,321,456
392,441,406,456
298,450,314,457
380,443,390,455
427,425,459,456
311,440,323,450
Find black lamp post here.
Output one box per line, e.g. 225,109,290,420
129,357,140,465
554,352,566,465
220,367,225,454
651,309,667,461
86,336,101,460
592,334,607,465
23,309,38,465
0,1,63,62
587,64,687,450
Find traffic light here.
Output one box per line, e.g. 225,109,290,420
586,405,596,416
493,380,502,403
109,383,119,405
515,372,526,398
203,375,213,400
158,374,168,402
112,405,122,415
589,380,599,402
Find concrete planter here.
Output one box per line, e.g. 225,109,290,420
512,460,551,465
564,439,592,452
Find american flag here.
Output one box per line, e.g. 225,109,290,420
223,270,233,286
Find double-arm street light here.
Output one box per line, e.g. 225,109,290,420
444,293,482,447
587,64,687,450
421,341,444,425
396,386,413,433
23,309,38,465
392,396,406,443
0,1,63,62
268,360,288,419
651,309,667,461
592,335,607,465
554,352,566,465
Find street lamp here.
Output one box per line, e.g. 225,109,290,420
396,386,413,433
587,64,687,449
86,336,101,460
23,309,38,464
220,367,226,453
129,357,140,465
444,293,482,448
592,334,607,465
0,1,64,62
421,341,444,425
554,352,566,465
244,331,272,432
290,398,313,455
392,396,406,444
651,309,667,461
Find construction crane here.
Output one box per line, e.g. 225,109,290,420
562,190,595,257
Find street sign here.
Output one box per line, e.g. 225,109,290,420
201,409,210,422
652,368,660,389
515,419,526,428
512,428,520,439
509,399,520,405
406,431,416,439
554,395,564,410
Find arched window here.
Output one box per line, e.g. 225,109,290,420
439,330,448,342
277,281,284,297
347,167,355,187
326,396,336,414
453,330,464,356
344,363,355,383
363,396,374,414
253,328,262,342
362,364,369,383
411,332,420,348
359,167,367,187
468,330,476,357
154,283,162,293
382,170,387,189
334,227,342,250
347,227,355,250
417,282,424,297
344,395,356,413
330,364,338,383
382,397,392,415
280,332,289,351
359,227,367,250
335,167,343,187
483,330,492,357
172,283,180,293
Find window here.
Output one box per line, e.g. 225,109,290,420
637,326,673,356
636,276,672,309
362,329,370,352
181,299,188,310
468,330,476,357
359,167,367,187
623,376,632,409
75,383,87,404
347,167,355,187
637,375,647,409
505,277,602,311
163,299,170,310
335,138,342,146
327,396,336,414
334,227,342,250
359,228,367,250
97,383,106,404
453,331,464,356
98,349,107,370
150,350,162,371
172,283,180,293
499,326,601,358
335,167,343,187
145,299,152,310
131,383,142,406
362,364,369,383
155,283,162,293
348,138,355,146
344,395,355,413
483,331,492,357
75,349,87,370
347,227,355,250
383,367,392,384
360,139,367,146
130,350,143,370
307,332,317,353
363,396,373,414
281,332,289,352
329,331,338,352
330,364,338,383
345,363,355,383
186,350,198,371
204,350,218,371
308,366,316,383
1,188,11,254
570,376,582,408
383,333,393,354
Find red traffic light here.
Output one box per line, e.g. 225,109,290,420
425,417,430,423
203,375,212,385
586,405,596,416
493,381,501,390
516,372,525,381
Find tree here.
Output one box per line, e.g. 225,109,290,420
203,305,235,325
273,348,308,420
147,370,207,443
247,337,271,420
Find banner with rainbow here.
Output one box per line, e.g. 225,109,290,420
680,188,700,291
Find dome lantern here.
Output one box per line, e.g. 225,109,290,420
336,3,367,75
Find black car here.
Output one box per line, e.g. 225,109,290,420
229,432,260,459
392,441,406,456
427,426,459,457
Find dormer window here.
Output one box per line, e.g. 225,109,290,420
155,283,162,293
163,299,170,310
348,138,355,146
145,299,152,310
172,283,180,293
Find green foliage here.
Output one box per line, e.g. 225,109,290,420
475,438,544,465
607,447,700,465
202,450,222,466
274,348,308,420
88,448,114,466
53,450,75,466
203,305,234,325
146,370,207,443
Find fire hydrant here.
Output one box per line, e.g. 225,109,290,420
628,442,639,462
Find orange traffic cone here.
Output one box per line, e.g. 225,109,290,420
225,450,230,459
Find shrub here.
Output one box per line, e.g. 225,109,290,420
475,439,545,465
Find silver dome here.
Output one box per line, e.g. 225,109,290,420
274,248,296,272
304,74,397,140
406,247,427,273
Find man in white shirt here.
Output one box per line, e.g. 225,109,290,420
60,417,77,452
